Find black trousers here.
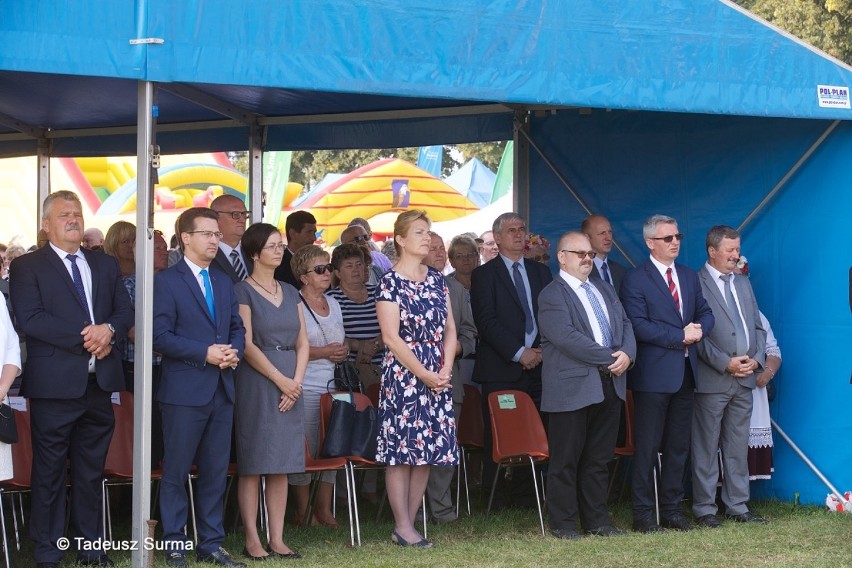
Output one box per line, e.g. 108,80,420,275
546,376,621,531
631,364,695,520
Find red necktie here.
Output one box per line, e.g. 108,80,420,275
666,267,680,311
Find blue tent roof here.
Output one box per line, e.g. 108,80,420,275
444,158,497,209
1,0,852,156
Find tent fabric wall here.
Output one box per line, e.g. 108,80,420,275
527,109,852,503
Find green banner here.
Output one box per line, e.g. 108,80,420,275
491,141,513,203
263,151,292,227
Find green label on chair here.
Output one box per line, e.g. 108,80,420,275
497,394,516,409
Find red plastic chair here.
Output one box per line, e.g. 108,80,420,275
608,390,634,501
486,390,549,536
365,382,380,409
1,400,33,561
301,438,356,546
455,384,484,516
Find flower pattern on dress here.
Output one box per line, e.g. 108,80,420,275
374,268,458,466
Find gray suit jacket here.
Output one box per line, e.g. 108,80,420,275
695,266,766,393
591,258,627,293
538,275,636,413
446,275,477,403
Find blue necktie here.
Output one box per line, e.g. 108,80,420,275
200,269,216,321
581,281,613,348
512,262,534,335
66,254,89,314
600,261,612,286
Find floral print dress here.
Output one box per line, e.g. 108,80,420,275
375,268,458,466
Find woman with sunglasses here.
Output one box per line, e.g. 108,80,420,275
234,223,308,560
288,245,348,528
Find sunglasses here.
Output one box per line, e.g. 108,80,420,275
649,233,684,243
308,263,334,275
350,234,371,243
560,250,597,259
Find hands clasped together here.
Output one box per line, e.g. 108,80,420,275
206,343,240,369
81,323,114,360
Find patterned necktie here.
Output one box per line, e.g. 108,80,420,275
581,281,613,348
66,254,89,313
200,269,216,321
666,267,680,311
721,274,748,356
230,249,248,281
600,260,612,286
512,262,535,335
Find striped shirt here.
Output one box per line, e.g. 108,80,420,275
326,285,383,364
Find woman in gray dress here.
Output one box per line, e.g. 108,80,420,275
235,223,309,560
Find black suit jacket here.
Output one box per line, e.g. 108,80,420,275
10,246,134,398
470,256,553,384
591,258,627,293
212,247,253,284
274,248,300,289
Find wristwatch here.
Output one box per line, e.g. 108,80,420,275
105,323,116,345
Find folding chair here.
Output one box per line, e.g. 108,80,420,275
608,390,634,501
456,384,484,516
302,438,356,546
486,390,549,536
1,401,32,568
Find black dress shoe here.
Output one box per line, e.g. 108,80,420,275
725,511,768,524
77,555,115,566
585,525,626,537
632,517,664,533
267,547,302,560
242,547,269,561
695,514,722,528
198,547,248,567
166,552,187,568
551,528,582,540
661,513,694,531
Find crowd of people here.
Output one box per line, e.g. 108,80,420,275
0,193,782,566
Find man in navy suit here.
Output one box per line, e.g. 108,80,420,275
10,190,133,567
471,212,553,504
619,214,714,533
273,210,316,289
153,208,245,567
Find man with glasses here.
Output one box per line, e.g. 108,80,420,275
619,214,714,534
153,207,246,567
538,232,636,539
582,214,627,293
471,212,553,508
274,210,316,289
209,194,252,284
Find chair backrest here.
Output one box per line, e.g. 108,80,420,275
365,382,380,409
614,390,634,457
457,384,484,447
6,400,32,488
104,391,134,478
487,390,548,463
318,391,374,453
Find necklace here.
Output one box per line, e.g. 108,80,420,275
249,276,279,300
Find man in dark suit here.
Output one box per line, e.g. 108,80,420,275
539,232,636,539
10,190,133,567
620,214,714,533
470,212,553,503
692,225,767,527
209,194,253,283
273,210,316,288
582,214,627,292
153,207,246,567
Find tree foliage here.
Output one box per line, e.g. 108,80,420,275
736,0,852,64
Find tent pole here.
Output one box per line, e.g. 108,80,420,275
517,122,635,267
36,138,51,222
131,80,155,568
248,124,264,223
513,111,530,221
738,120,840,232
771,418,848,504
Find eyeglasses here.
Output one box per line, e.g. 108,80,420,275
350,234,371,243
452,253,478,260
560,250,597,259
308,263,334,275
213,210,251,220
187,230,223,240
649,233,684,243
262,243,286,252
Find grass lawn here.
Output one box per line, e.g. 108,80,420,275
4,496,850,567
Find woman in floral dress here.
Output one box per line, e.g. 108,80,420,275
375,210,458,548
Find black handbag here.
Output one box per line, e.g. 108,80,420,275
334,360,363,393
0,403,18,444
320,379,378,459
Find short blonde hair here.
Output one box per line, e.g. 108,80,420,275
291,244,330,281
103,221,136,258
393,210,431,257
448,235,479,259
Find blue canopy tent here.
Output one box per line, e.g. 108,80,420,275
2,1,851,557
